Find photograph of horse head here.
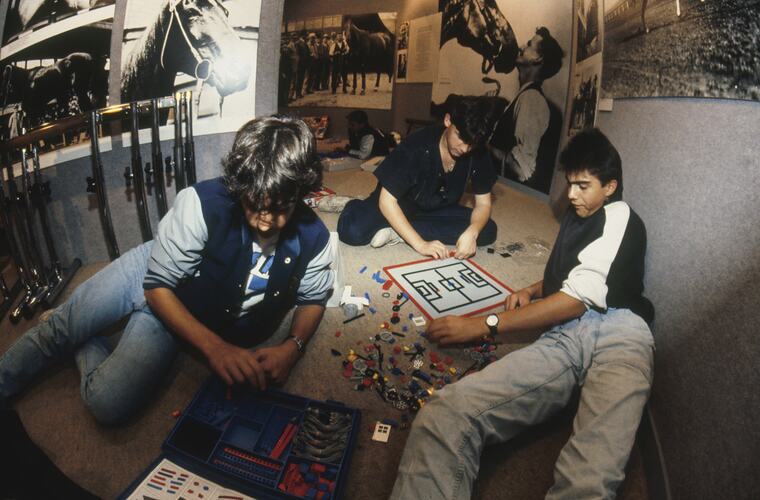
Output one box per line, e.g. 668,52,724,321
120,0,259,127
0,2,113,141
603,0,760,101
434,0,572,195
2,0,115,44
281,12,396,110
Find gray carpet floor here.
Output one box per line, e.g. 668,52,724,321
0,170,648,499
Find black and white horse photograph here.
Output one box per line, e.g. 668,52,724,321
568,60,601,137
281,12,396,110
603,0,760,101
433,0,572,194
0,5,112,142
2,0,114,43
120,0,260,132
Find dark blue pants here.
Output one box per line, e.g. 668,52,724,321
337,191,497,247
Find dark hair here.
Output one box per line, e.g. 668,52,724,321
346,109,369,125
223,116,322,211
559,128,623,200
448,95,502,149
535,27,564,81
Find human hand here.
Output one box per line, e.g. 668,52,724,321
505,288,533,310
426,315,485,346
254,342,300,386
207,341,267,390
415,240,448,259
454,229,478,259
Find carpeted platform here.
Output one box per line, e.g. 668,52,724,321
0,170,648,499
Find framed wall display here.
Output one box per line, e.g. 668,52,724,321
384,257,512,320
0,2,115,143
120,0,260,134
602,0,760,101
280,12,396,110
434,0,573,195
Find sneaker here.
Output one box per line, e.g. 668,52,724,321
317,195,354,213
370,227,402,248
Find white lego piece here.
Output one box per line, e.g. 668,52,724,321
372,422,391,443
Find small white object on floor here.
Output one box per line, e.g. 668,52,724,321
340,285,370,311
412,316,426,327
372,422,391,443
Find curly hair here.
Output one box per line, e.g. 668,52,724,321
222,115,323,211
448,95,503,150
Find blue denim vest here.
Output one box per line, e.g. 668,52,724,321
173,178,329,345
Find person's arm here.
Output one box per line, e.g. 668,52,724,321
143,187,267,388
348,134,374,159
426,280,586,345
254,231,334,384
507,90,550,181
454,192,492,259
378,187,448,259
254,304,325,385
145,287,267,388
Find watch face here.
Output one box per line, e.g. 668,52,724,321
486,314,498,327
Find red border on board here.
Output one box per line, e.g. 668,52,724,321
382,258,514,321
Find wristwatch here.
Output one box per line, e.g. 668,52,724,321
286,335,305,353
485,314,499,338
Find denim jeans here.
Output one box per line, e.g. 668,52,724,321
0,242,179,424
390,308,654,500
337,191,497,247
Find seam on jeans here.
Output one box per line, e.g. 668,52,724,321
475,364,575,417
452,432,468,498
591,358,654,384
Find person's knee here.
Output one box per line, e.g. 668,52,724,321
412,386,472,441
81,384,134,426
476,219,498,246
337,200,378,245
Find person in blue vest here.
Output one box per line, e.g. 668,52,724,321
344,109,390,160
391,128,655,499
0,116,333,429
489,26,564,194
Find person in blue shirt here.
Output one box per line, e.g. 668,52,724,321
338,96,501,259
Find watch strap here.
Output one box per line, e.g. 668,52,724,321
287,335,305,353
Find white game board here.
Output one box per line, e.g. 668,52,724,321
384,257,512,320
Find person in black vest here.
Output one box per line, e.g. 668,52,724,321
391,129,655,499
338,96,500,259
489,26,564,194
344,109,389,160
0,116,333,427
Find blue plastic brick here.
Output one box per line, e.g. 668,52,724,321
304,472,318,483
359,265,367,273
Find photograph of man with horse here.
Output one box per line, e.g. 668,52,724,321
434,0,572,195
281,12,396,110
